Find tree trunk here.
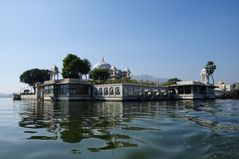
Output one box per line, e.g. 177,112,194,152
211,75,215,85
85,74,87,80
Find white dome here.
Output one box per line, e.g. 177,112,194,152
93,58,111,70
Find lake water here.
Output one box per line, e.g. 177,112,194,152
0,98,239,159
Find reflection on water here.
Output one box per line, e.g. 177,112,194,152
19,101,140,151
2,99,239,159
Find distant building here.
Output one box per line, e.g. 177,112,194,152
214,80,237,98
92,58,131,80
170,81,215,100
215,80,226,98
225,84,233,92
169,66,216,99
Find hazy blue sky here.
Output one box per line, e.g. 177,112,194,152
0,0,239,93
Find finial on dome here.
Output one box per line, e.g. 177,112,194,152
102,57,105,62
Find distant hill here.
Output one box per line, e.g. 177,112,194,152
0,93,12,98
132,74,168,83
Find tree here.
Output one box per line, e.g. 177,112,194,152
20,68,50,92
62,54,92,79
166,78,181,86
89,68,110,81
62,54,83,79
205,61,216,85
167,78,181,83
81,59,91,79
160,78,181,86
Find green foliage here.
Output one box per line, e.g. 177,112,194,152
91,77,157,86
160,78,181,86
62,54,91,79
62,54,82,78
81,59,91,79
205,61,216,84
89,68,110,81
20,68,50,91
167,78,181,82
205,61,216,75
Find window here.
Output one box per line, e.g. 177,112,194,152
104,87,108,95
69,84,89,95
94,89,98,95
44,85,54,94
134,88,139,95
56,85,69,94
185,86,191,94
208,87,214,94
115,87,120,95
193,86,199,94
199,86,206,94
123,87,129,96
44,86,48,94
109,87,114,95
128,88,134,96
177,87,184,94
99,88,103,95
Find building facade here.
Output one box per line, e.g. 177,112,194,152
170,81,215,99
41,78,92,101
93,83,168,101
29,79,216,101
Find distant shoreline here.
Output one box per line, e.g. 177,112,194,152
0,96,12,98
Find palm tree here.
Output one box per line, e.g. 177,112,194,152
205,61,216,85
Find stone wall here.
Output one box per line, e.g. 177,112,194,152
21,94,37,100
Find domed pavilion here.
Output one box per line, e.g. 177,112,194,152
93,58,111,70
92,58,131,80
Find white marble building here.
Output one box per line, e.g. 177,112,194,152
92,58,131,80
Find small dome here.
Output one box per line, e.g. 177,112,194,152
93,58,111,70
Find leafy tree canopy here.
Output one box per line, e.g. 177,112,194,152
160,78,181,86
205,61,216,84
62,54,91,79
81,59,91,79
20,68,50,91
205,61,216,75
89,68,110,81
167,78,181,82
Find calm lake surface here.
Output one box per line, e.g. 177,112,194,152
0,98,239,159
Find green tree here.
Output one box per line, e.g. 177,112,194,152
20,68,50,92
161,78,181,86
167,78,181,85
62,54,83,79
89,68,110,81
167,78,181,83
81,59,91,79
205,61,216,85
62,54,92,79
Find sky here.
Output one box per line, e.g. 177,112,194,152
0,0,239,93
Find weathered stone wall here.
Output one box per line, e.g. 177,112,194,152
21,94,37,100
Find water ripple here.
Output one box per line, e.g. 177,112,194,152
1,98,239,159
